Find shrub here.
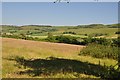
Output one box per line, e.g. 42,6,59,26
79,43,118,60
115,31,120,34
26,31,33,35
63,31,76,34
80,37,111,46
88,33,108,37
45,32,57,42
112,37,120,47
45,35,80,44
55,35,80,44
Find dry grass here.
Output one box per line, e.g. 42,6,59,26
1,38,117,78
2,38,84,58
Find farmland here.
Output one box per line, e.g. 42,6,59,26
1,24,119,78
2,38,118,78
1,24,118,39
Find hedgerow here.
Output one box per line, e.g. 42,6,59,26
79,43,118,60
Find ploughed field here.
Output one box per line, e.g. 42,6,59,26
2,38,117,78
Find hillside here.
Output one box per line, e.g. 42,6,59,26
1,24,118,38
2,38,117,78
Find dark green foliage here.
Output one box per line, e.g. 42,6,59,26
41,28,57,32
26,31,33,35
19,33,27,39
79,43,118,60
63,31,76,34
89,24,104,26
1,33,43,41
77,24,105,28
107,24,119,28
21,25,52,27
45,32,56,42
45,35,80,44
84,34,88,36
106,66,120,79
2,33,118,47
56,35,79,44
67,27,79,29
9,30,17,33
115,31,120,34
30,31,42,35
89,33,108,37
47,32,53,38
34,28,40,30
112,38,120,69
81,37,111,45
112,37,120,47
93,38,111,45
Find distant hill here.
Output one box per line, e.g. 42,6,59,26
77,24,119,28
21,25,52,27
1,23,119,28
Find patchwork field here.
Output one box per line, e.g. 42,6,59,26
2,38,117,78
1,24,118,39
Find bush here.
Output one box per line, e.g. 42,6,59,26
79,43,118,60
63,31,76,34
55,35,80,44
45,35,80,44
115,31,120,34
26,31,33,35
89,33,108,37
45,36,57,42
1,33,38,41
45,32,57,42
112,37,120,47
80,37,111,46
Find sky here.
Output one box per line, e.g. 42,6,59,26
1,0,120,2
2,2,118,26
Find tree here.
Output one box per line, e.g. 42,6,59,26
48,32,53,38
19,33,26,40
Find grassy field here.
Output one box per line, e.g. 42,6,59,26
1,24,119,78
2,38,118,78
1,25,118,39
53,27,117,36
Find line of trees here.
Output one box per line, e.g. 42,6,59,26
2,32,120,47
63,31,76,34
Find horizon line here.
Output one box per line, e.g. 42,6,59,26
0,23,118,26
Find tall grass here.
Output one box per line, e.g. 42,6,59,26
2,38,118,78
